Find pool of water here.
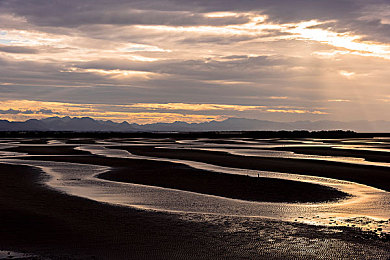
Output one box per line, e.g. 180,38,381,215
0,138,389,235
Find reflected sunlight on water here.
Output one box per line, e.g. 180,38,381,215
0,137,389,236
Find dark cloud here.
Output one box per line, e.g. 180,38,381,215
345,19,390,42
2,0,387,42
0,45,39,54
0,108,58,114
0,0,362,22
0,109,22,114
73,55,300,83
0,0,389,122
1,50,387,107
0,0,362,26
0,1,250,27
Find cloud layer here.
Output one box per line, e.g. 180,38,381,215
0,0,389,123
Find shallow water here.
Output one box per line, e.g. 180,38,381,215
78,144,390,233
0,137,389,235
176,147,390,167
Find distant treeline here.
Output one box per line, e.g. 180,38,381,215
0,130,389,139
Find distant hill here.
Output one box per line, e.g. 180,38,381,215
0,117,389,132
0,117,138,132
136,118,390,132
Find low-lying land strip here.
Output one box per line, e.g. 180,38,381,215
113,146,390,191
266,146,390,163
1,163,388,259
6,145,346,203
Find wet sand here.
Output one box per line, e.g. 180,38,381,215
13,151,346,203
0,163,226,259
1,163,389,259
6,145,90,155
267,146,390,163
116,146,390,192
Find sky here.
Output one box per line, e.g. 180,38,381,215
0,0,389,124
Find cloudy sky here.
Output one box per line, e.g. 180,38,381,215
0,0,389,124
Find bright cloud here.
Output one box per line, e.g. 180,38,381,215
0,0,389,123
0,100,329,123
339,70,356,78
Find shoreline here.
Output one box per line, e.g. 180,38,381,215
0,162,389,259
268,146,390,163
113,146,390,192
14,152,348,203
0,163,238,259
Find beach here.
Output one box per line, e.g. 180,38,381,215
1,137,390,259
110,146,390,191
0,163,389,259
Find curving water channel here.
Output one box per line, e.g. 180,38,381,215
0,138,389,235
82,144,390,232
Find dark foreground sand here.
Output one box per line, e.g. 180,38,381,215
1,163,389,259
115,146,390,192
6,145,90,155
4,145,348,203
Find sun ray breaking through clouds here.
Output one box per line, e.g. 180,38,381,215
0,0,389,124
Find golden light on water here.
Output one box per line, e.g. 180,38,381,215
1,1,390,257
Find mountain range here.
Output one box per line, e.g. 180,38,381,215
0,117,389,132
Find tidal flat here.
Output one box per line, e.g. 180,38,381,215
0,135,389,259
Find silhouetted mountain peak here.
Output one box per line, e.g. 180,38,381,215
26,119,40,123
0,117,389,132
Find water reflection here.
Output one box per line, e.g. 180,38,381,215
0,137,389,236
